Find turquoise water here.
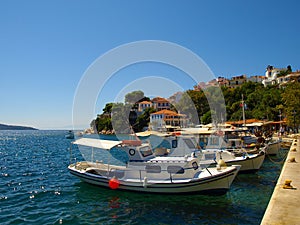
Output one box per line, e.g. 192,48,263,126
0,130,284,224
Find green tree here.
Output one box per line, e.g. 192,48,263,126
134,107,156,131
282,82,300,131
102,103,113,114
111,103,133,134
205,86,226,123
125,90,145,104
92,78,297,133
201,111,212,124
174,90,203,125
95,114,112,133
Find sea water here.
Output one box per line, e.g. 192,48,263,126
0,130,285,224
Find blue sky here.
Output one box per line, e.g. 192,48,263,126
0,0,299,129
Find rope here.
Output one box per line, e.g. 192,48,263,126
266,147,289,164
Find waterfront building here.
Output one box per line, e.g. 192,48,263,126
137,100,152,112
151,97,171,111
136,97,173,113
149,109,188,131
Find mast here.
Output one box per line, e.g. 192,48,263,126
242,94,246,126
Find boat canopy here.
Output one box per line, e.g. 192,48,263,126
73,138,122,150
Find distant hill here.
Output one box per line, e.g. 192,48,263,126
0,123,38,130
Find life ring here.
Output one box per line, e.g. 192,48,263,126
192,161,199,170
129,149,135,156
216,130,224,136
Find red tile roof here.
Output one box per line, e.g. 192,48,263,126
151,109,178,115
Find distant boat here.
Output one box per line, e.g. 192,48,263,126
68,137,241,194
65,130,74,139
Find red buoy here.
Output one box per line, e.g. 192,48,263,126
109,177,120,189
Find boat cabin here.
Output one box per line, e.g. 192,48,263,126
122,143,155,162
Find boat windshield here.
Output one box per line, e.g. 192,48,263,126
183,138,196,149
140,146,153,157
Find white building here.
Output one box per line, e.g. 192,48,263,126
262,65,288,87
137,101,152,112
149,109,188,131
247,75,265,83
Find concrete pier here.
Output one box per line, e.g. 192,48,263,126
261,135,300,225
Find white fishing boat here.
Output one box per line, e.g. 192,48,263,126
68,138,240,194
166,135,265,172
201,149,265,172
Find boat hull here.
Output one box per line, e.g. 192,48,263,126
221,153,265,172
203,150,265,172
266,141,280,155
68,164,240,194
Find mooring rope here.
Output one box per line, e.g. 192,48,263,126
266,146,289,165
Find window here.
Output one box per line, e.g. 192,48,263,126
172,139,178,148
167,166,184,174
210,137,219,146
145,165,161,173
140,147,153,157
183,139,196,149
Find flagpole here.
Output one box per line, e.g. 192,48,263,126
242,94,246,126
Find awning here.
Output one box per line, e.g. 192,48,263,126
245,122,264,127
73,138,122,150
180,128,214,135
135,130,170,137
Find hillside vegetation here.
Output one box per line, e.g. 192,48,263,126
92,82,300,133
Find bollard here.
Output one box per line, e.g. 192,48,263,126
288,157,296,163
291,147,297,152
283,179,293,189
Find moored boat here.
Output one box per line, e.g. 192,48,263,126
68,138,240,194
167,135,265,172
201,149,265,172
265,139,281,155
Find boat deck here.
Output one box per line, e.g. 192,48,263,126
72,161,126,171
261,135,300,225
